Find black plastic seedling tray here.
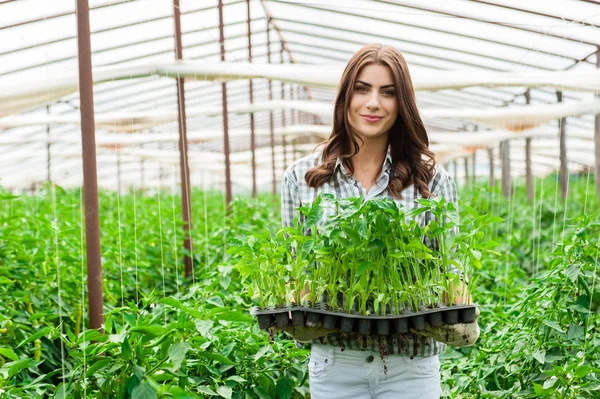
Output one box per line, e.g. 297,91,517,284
250,302,478,335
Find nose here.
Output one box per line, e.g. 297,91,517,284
366,92,380,111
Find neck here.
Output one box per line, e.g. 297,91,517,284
351,135,389,173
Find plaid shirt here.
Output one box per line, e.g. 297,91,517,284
281,150,459,358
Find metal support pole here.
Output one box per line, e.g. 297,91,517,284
173,0,194,278
218,0,232,205
76,0,104,333
488,147,494,188
140,159,145,192
500,140,511,197
292,137,297,162
116,151,122,193
525,90,533,203
471,151,476,185
290,84,296,125
46,105,51,183
557,91,568,200
463,156,469,185
280,43,286,129
282,135,287,170
267,18,276,197
595,47,600,206
247,0,257,198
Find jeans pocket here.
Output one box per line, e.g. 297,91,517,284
410,355,440,376
308,355,331,379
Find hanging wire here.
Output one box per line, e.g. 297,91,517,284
156,184,167,326
171,171,181,293
115,150,125,310
78,186,87,398
51,176,66,396
133,183,139,304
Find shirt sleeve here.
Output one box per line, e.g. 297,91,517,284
281,169,301,228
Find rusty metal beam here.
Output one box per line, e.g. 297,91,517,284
267,18,276,198
557,91,568,200
595,47,600,206
500,140,511,197
219,0,233,205
525,90,533,203
269,1,592,62
76,0,104,333
173,0,194,279
247,0,257,198
487,147,494,188
374,0,600,46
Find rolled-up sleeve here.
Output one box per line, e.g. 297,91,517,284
281,169,301,228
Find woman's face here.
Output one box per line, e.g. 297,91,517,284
347,63,398,143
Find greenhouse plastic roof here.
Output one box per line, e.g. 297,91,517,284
0,0,599,193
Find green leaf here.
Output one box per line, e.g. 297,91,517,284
86,358,113,377
301,239,315,258
168,342,191,371
574,365,592,378
276,377,293,399
0,359,38,379
355,261,371,277
567,324,584,340
17,326,52,348
214,311,253,323
254,345,272,361
197,386,218,396
226,375,247,384
195,320,214,337
532,348,545,364
356,219,368,239
198,351,235,365
54,383,71,399
253,386,271,399
305,201,324,228
217,386,233,399
129,325,165,337
542,320,564,333
0,348,18,361
565,264,581,282
132,381,157,399
207,296,225,307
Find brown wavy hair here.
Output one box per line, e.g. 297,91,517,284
305,44,436,199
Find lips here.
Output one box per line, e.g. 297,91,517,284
361,114,383,123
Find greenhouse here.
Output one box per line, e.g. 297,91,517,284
0,0,599,398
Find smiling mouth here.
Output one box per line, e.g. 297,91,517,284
361,115,383,123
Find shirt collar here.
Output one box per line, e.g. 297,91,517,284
334,147,393,176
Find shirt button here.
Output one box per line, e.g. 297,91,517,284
366,355,374,363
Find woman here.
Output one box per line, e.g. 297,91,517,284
280,44,479,399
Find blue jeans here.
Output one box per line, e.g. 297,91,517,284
309,344,441,399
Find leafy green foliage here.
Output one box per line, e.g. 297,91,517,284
0,174,599,398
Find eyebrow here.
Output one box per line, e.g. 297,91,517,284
355,80,395,89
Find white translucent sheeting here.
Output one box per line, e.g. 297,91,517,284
3,61,600,117
0,124,330,146
3,99,599,135
427,129,558,148
0,101,334,132
424,101,600,132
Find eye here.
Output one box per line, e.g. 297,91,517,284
383,90,395,96
355,85,368,93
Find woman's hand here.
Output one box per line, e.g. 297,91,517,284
411,280,481,347
411,307,480,346
270,323,333,344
